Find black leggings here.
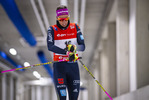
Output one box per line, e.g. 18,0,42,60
53,62,80,100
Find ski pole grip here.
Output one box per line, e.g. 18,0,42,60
78,57,82,59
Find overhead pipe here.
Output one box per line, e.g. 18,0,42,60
17,0,50,46
0,50,24,71
60,0,68,6
0,0,37,46
38,0,50,29
30,0,47,38
80,0,86,33
0,62,19,76
78,0,86,58
37,51,53,79
88,0,114,67
74,0,79,23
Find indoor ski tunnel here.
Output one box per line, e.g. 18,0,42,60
0,0,149,100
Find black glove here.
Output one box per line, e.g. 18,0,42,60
68,52,78,62
67,44,76,52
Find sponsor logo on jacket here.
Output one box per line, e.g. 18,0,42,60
58,78,64,84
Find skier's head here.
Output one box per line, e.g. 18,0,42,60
56,5,69,28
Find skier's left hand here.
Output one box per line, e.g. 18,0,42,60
67,52,78,62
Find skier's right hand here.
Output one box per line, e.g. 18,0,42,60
67,44,77,53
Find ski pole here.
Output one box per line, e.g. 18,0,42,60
79,59,113,100
0,57,82,74
0,60,59,73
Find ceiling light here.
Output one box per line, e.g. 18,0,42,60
24,62,30,67
33,71,41,79
9,48,17,55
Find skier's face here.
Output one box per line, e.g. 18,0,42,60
57,15,69,27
